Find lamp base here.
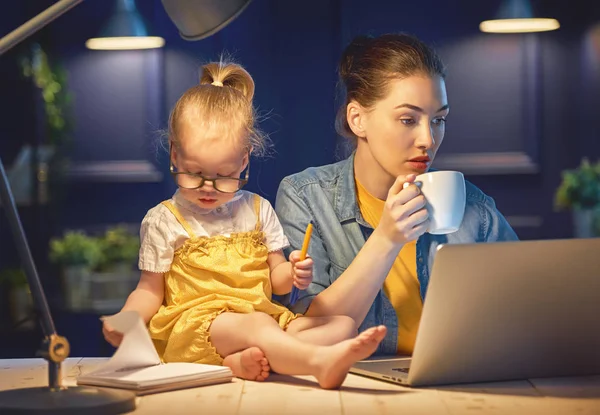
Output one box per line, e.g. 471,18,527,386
0,385,136,415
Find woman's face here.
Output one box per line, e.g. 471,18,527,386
352,75,449,180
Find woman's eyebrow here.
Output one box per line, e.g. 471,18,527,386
393,103,450,113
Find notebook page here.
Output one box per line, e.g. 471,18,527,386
87,311,161,375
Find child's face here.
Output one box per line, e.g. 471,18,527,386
172,125,249,210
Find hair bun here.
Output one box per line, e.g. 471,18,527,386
339,35,373,81
200,61,255,101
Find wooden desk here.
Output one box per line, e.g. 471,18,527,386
1,358,599,414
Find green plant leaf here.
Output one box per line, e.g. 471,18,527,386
554,158,600,211
49,231,103,268
19,43,74,148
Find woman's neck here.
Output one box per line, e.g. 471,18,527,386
353,144,396,201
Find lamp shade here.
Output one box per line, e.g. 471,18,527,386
480,0,560,34
161,0,252,41
86,0,165,50
0,0,256,413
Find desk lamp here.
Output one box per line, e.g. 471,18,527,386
0,1,252,413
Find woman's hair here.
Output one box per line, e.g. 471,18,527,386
168,59,270,156
335,33,447,140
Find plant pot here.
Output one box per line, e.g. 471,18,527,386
87,262,137,313
62,265,92,311
572,209,596,238
6,144,55,206
8,286,34,330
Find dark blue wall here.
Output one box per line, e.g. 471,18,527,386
3,0,599,238
20,0,600,237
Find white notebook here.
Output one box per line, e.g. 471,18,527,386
76,311,233,395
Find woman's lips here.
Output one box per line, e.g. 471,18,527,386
406,160,430,171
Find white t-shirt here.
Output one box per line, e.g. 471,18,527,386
138,190,290,273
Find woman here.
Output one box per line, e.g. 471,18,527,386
275,33,518,356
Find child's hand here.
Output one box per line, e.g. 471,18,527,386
289,250,314,290
102,321,124,347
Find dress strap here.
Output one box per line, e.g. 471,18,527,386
161,201,197,238
253,194,261,231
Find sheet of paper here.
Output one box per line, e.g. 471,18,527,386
89,311,161,375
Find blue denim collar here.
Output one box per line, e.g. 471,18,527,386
334,152,361,223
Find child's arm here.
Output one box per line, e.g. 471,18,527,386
121,271,165,323
268,250,313,296
103,270,164,346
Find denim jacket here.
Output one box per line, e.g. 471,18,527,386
274,153,519,355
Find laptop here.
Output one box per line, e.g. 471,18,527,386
350,238,600,387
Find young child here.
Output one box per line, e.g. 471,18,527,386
102,60,386,389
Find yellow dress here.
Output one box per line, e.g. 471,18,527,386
148,194,298,365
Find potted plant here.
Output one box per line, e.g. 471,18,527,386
20,44,73,149
97,225,140,273
89,225,140,311
49,231,103,310
554,158,600,238
0,268,34,330
18,43,74,206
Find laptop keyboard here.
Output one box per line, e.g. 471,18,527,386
392,367,410,374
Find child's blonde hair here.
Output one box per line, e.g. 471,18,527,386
168,60,269,156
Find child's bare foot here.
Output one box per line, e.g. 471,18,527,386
313,325,387,389
223,347,270,381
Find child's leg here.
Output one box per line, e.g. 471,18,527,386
286,316,358,345
221,316,357,381
222,316,358,381
209,311,386,389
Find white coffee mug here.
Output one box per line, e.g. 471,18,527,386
414,170,466,235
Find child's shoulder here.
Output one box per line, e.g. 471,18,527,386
237,190,273,208
141,199,175,227
236,190,263,204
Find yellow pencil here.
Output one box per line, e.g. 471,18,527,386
291,222,313,304
300,222,313,261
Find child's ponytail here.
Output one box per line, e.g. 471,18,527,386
200,62,255,103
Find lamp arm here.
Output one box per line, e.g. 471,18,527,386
0,157,70,389
0,0,84,56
